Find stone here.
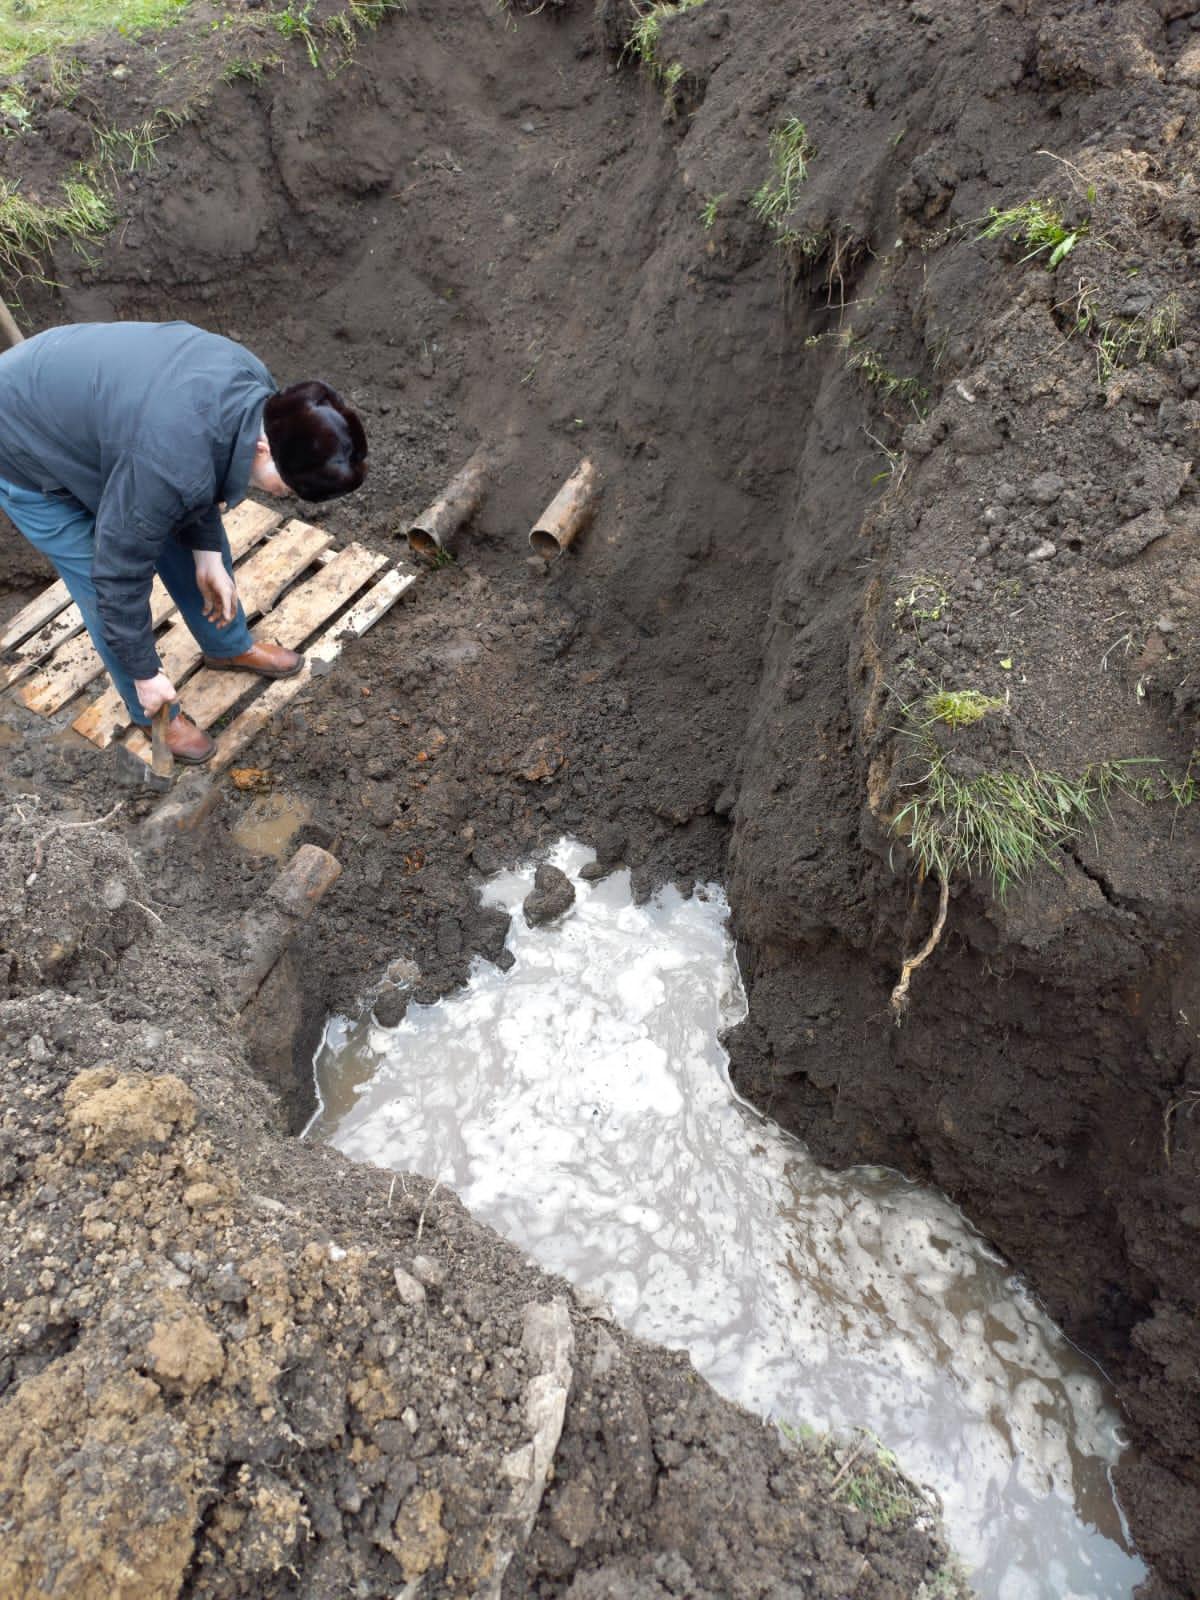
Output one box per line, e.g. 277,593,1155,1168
522,863,576,927
393,1267,427,1307
373,987,409,1028
411,1254,447,1289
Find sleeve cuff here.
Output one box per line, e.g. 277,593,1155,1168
173,504,224,552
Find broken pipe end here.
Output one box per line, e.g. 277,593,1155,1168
529,458,600,561
405,449,489,556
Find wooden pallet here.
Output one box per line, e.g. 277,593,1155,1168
2,498,415,775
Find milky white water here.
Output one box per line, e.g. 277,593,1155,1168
307,839,1145,1600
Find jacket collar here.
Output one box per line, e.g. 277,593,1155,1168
220,401,266,509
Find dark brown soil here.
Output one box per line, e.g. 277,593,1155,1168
2,0,1200,1595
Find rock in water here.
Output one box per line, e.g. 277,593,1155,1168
522,863,575,927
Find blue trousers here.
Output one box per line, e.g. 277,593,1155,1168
0,476,253,727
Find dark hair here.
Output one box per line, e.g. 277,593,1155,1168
262,380,368,502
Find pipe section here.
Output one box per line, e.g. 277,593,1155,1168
406,449,489,556
529,458,599,560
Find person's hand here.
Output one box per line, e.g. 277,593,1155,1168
194,549,238,628
134,672,178,717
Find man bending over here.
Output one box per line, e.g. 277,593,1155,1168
0,320,367,763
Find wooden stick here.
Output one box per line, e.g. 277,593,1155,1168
0,300,25,348
151,705,174,779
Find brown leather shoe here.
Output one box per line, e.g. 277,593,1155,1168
202,640,304,678
165,711,215,766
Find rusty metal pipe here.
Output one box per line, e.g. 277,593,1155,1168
529,458,599,560
406,448,489,556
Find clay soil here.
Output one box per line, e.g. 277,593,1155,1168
3,0,1200,1595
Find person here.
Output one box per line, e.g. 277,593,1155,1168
0,320,367,763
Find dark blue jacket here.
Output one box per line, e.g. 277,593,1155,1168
0,321,275,678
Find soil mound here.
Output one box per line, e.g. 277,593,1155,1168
0,793,965,1596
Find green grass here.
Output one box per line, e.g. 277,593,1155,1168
271,1,321,67
923,688,1005,730
94,115,174,173
699,191,724,229
892,748,1109,899
1,87,32,135
780,1422,933,1533
893,575,949,629
1089,295,1182,386
624,0,705,105
976,197,1088,269
0,176,115,281
0,0,189,77
834,1439,927,1531
221,54,271,85
866,431,908,491
839,332,927,416
806,331,928,416
778,1419,969,1595
752,116,814,233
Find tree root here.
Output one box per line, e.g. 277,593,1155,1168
890,872,950,1022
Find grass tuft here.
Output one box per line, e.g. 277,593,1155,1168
839,332,927,416
1,87,32,137
699,192,724,230
1090,295,1182,386
976,197,1088,269
892,575,949,629
94,116,173,174
923,688,1005,730
623,0,705,107
892,747,1105,900
0,176,115,282
752,116,814,233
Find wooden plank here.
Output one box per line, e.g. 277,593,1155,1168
71,504,290,746
234,519,333,617
17,575,177,714
74,618,209,748
125,545,392,747
263,540,389,643
3,499,280,698
169,542,388,728
73,542,332,749
1,599,86,691
224,499,285,555
0,579,71,653
124,564,414,770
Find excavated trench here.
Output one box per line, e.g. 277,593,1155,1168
306,840,1145,1599
3,0,1200,1595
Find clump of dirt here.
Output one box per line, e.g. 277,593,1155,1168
3,0,1200,1593
0,795,967,1597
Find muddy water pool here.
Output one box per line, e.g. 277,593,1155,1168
307,840,1146,1600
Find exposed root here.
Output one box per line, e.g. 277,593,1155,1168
890,872,949,1022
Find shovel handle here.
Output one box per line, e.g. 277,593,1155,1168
0,299,24,349
151,704,174,778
